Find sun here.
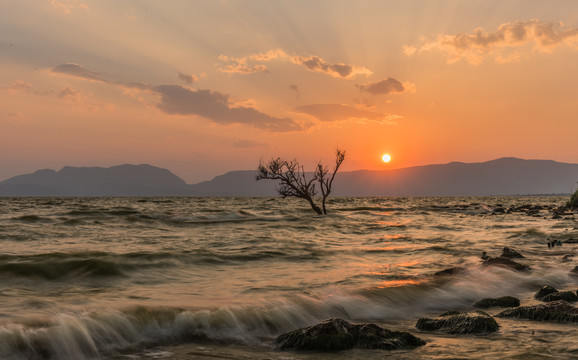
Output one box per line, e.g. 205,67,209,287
382,154,391,163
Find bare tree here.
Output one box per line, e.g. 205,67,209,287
256,149,346,214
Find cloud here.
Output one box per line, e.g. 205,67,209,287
217,49,372,78
408,20,578,64
216,50,287,74
178,72,198,85
52,63,108,82
49,62,301,131
356,78,406,95
294,104,401,124
6,80,33,94
232,139,269,148
291,55,372,79
50,0,89,14
152,85,301,132
57,86,84,102
289,84,300,99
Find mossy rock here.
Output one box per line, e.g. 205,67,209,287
496,300,578,323
474,296,520,308
482,257,530,272
542,291,578,303
274,318,425,351
416,311,499,334
534,285,558,299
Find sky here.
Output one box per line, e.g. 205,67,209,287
1,0,578,184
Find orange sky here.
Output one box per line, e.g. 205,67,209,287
1,0,578,183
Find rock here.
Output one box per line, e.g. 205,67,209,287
434,267,464,276
571,266,578,276
562,254,575,262
496,300,578,323
542,291,578,303
482,257,530,271
500,247,525,259
274,318,425,351
415,311,499,334
534,285,558,299
473,296,520,308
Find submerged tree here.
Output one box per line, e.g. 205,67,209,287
256,149,346,215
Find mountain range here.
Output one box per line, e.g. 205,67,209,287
0,158,577,197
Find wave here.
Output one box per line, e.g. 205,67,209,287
0,252,179,280
0,261,566,359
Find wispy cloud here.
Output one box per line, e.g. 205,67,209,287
217,49,287,74
217,49,372,79
294,103,401,124
52,63,108,82
152,85,301,132
407,20,578,64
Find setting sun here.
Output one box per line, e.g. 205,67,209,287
382,154,392,163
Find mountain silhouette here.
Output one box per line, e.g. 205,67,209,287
0,158,577,196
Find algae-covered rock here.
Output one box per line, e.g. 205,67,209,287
274,318,425,351
474,296,520,308
534,285,558,299
415,311,499,334
496,300,578,323
482,257,530,271
542,291,578,303
500,247,525,259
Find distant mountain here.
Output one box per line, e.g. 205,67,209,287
1,158,577,197
332,157,578,196
0,164,191,196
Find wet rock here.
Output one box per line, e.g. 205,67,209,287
434,267,464,276
473,296,520,308
482,257,530,272
496,300,578,323
542,291,578,303
534,285,558,299
562,254,575,262
274,318,425,351
500,247,525,259
415,311,499,334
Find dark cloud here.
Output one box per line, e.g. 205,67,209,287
178,72,198,84
152,85,301,132
52,63,108,82
357,78,405,95
294,103,400,124
291,55,372,78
